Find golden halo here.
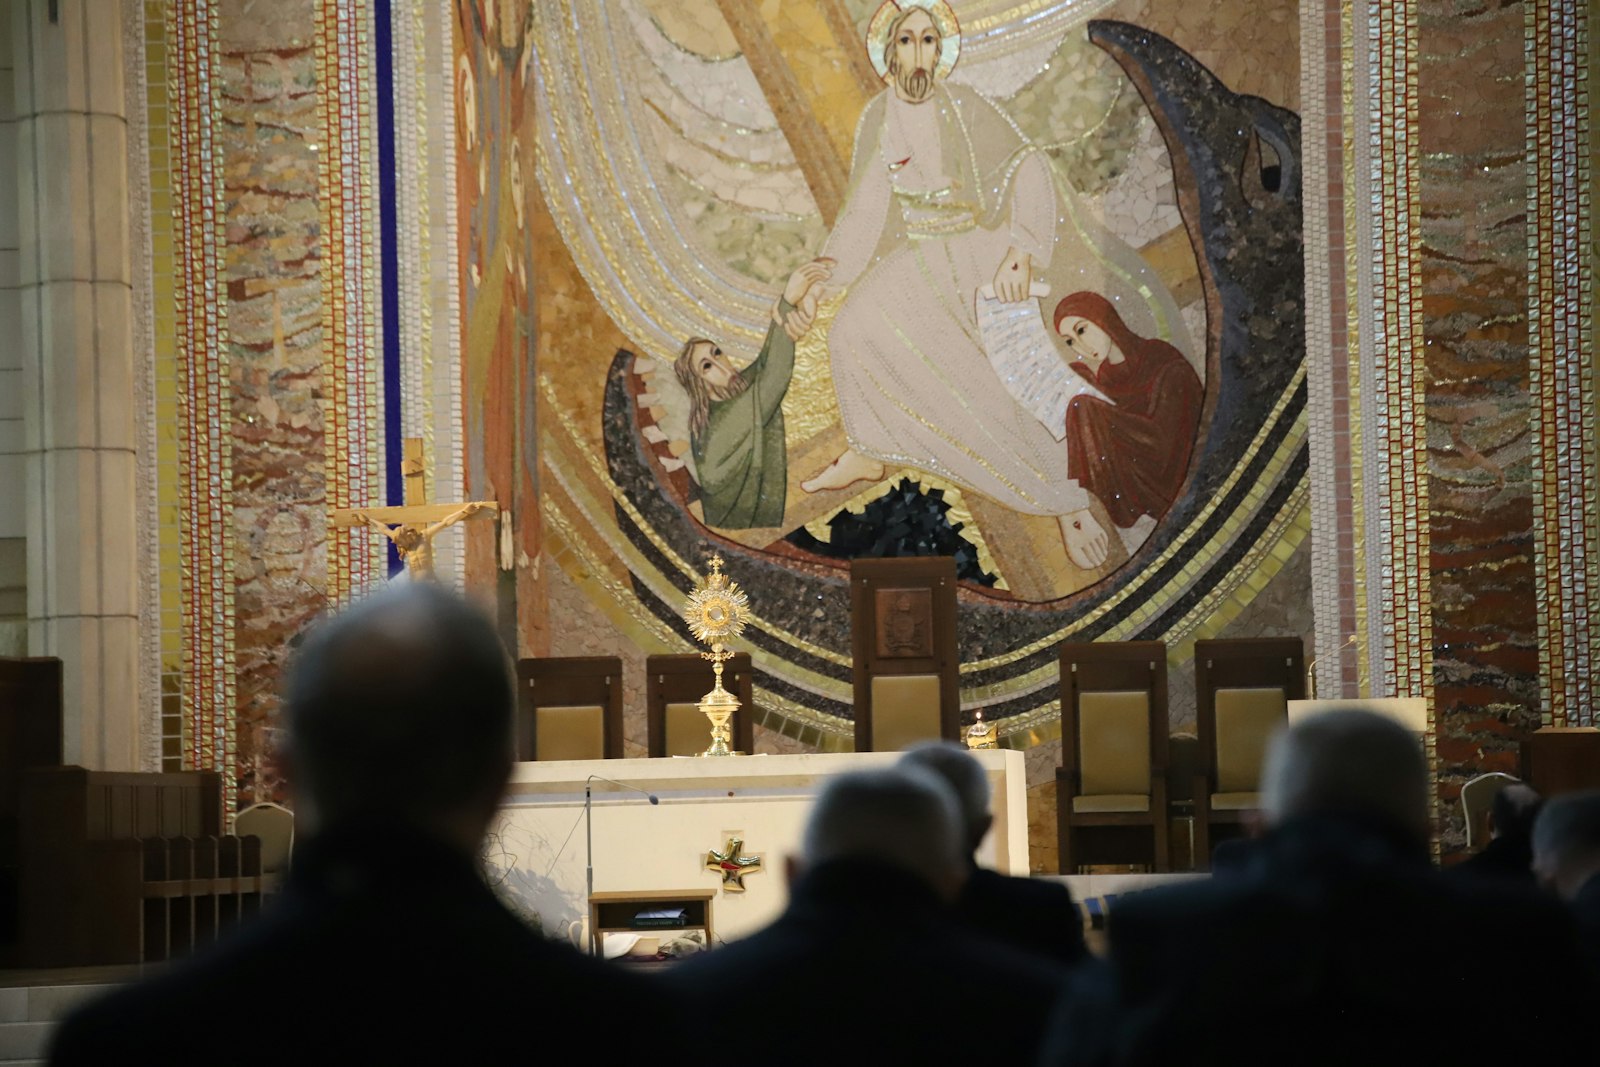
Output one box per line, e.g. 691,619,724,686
865,0,961,83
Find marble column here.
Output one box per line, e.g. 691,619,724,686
13,0,140,769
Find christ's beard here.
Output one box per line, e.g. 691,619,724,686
896,67,933,102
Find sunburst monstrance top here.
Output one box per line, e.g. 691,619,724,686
684,553,750,646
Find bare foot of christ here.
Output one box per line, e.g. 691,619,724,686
1060,509,1111,570
800,450,886,493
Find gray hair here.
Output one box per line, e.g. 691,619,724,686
803,767,966,893
1260,707,1429,839
899,742,992,847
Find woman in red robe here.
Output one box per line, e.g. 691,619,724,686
1053,292,1204,538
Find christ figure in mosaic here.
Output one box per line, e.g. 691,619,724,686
799,1,1133,570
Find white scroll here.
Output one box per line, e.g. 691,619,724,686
976,281,1112,441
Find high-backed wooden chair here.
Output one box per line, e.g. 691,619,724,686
515,657,624,762
1192,637,1305,868
1056,641,1169,873
646,653,755,757
849,557,959,751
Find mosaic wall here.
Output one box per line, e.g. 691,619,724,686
221,0,325,804
471,0,1312,745
128,0,1596,857
1300,0,1599,852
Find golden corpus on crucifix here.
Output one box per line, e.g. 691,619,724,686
328,438,498,582
682,553,750,757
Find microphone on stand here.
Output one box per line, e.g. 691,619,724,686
1305,635,1358,700
585,774,660,951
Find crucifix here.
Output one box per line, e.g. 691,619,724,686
329,438,498,582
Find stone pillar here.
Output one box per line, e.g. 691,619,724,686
13,0,140,768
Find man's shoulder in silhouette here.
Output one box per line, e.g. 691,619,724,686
958,865,1088,965
51,826,681,1065
672,859,1065,1065
1040,816,1592,1065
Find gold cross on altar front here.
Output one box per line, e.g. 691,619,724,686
705,836,764,892
329,438,498,581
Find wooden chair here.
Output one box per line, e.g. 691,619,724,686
514,657,624,762
1056,641,1169,873
1192,637,1305,868
646,653,755,757
849,557,959,752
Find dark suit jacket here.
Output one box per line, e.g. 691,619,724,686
1446,831,1535,886
1575,872,1600,973
50,824,681,1065
672,859,1066,1065
960,865,1088,965
1039,815,1593,1066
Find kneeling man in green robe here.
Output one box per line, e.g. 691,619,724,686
675,259,833,529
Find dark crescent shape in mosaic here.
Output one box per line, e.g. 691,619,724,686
598,22,1308,724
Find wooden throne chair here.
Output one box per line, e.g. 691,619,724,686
514,656,624,762
645,652,755,757
1056,641,1170,873
849,557,960,752
1192,637,1305,867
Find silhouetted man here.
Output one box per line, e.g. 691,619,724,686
672,767,1064,1064
901,742,1088,965
1449,781,1542,885
1040,708,1591,1066
52,585,678,1065
1532,789,1600,968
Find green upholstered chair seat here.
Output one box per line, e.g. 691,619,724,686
1214,687,1287,793
870,674,943,752
664,701,713,757
535,704,606,762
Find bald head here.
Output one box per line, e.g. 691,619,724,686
801,767,967,900
899,742,993,855
284,584,514,844
1260,708,1429,842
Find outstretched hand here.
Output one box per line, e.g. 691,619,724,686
780,258,835,340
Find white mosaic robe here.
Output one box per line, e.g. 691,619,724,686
821,83,1089,516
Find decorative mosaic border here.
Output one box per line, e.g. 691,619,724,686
165,0,237,777
1361,0,1433,701
1302,0,1364,700
125,0,161,771
387,0,463,584
144,1,184,773
1527,0,1596,728
316,1,386,600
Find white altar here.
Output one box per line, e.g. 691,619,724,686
483,750,1029,947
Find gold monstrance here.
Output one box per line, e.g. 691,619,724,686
683,553,750,757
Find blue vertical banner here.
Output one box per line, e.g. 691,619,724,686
374,0,404,574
